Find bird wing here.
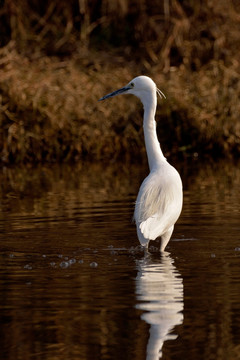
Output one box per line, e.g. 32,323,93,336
139,209,175,241
135,167,182,243
139,215,159,240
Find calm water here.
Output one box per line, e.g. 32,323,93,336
0,159,240,360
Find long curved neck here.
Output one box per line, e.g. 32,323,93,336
142,91,166,171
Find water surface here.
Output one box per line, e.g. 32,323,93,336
0,160,240,360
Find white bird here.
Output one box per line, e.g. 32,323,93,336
99,76,183,251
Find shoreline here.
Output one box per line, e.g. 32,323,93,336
0,44,239,164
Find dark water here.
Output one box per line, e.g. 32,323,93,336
0,160,240,360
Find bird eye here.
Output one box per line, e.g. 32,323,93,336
130,82,134,88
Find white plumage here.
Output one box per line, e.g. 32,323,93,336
135,161,182,250
99,75,183,251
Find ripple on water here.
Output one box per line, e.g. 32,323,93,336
1,161,240,360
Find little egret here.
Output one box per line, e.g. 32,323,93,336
99,76,183,251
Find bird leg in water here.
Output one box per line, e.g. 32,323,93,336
159,226,174,252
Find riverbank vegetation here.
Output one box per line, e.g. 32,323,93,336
0,0,240,163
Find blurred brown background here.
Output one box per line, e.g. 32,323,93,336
0,0,240,163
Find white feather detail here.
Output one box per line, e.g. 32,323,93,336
134,162,182,244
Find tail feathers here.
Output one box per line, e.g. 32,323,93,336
139,215,167,240
136,225,149,247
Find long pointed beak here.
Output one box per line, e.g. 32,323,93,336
98,86,130,101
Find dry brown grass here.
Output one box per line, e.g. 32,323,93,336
165,61,240,155
0,43,145,162
0,0,240,163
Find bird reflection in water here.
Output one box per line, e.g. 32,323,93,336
135,252,183,359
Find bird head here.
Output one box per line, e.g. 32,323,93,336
98,76,165,102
